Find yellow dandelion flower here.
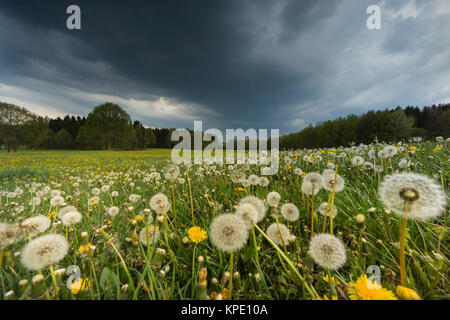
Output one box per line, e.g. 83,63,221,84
323,274,341,285
433,146,442,152
48,211,57,219
71,278,91,295
187,226,208,244
396,285,421,300
348,274,397,300
135,215,144,222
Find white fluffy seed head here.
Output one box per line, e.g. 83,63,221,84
61,211,82,226
164,165,180,180
378,173,447,220
209,213,249,253
149,193,170,214
235,203,259,229
50,196,65,207
0,223,19,249
248,174,260,186
266,191,281,207
239,196,267,222
57,206,78,220
318,202,338,218
301,181,319,196
309,233,346,270
321,170,345,192
266,223,291,246
20,216,51,237
20,234,69,270
280,203,299,222
139,225,160,245
107,206,120,217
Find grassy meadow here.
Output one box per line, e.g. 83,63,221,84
0,141,448,300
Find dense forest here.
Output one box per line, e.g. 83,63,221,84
279,104,449,149
0,101,448,152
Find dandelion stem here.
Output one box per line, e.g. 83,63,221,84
191,245,196,298
253,223,318,299
329,165,338,235
187,175,195,223
171,180,178,230
399,216,408,286
108,241,138,299
49,265,59,299
275,215,288,254
0,248,4,270
146,215,150,260
229,251,233,300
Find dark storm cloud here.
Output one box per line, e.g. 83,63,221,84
0,0,449,132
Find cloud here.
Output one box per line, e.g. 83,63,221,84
0,0,449,134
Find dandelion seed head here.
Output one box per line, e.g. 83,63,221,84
280,203,299,222
239,196,267,222
209,213,249,253
62,211,82,226
139,225,160,245
150,193,170,214
20,216,51,237
309,233,346,270
318,202,338,218
235,203,259,229
266,223,291,246
266,191,281,207
378,173,447,220
20,234,69,270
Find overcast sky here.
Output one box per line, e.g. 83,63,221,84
1,0,449,134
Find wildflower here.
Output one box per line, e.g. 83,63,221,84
0,223,19,249
235,203,259,229
62,211,82,226
355,214,365,224
20,234,69,270
248,174,260,186
50,196,65,207
239,196,267,222
107,206,120,217
209,213,249,253
396,285,421,300
266,223,291,246
323,274,341,285
128,194,141,203
351,156,364,166
348,274,397,300
149,193,170,214
309,233,346,270
230,170,245,184
378,173,447,220
280,203,299,222
139,225,160,245
71,278,91,295
318,202,338,218
259,177,269,187
164,165,180,180
57,206,78,219
303,173,323,192
266,191,281,207
321,170,345,192
20,216,51,237
187,226,208,244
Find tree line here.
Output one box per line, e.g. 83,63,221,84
279,104,450,149
0,101,448,152
0,102,221,152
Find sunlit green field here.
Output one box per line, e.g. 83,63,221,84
0,142,449,300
